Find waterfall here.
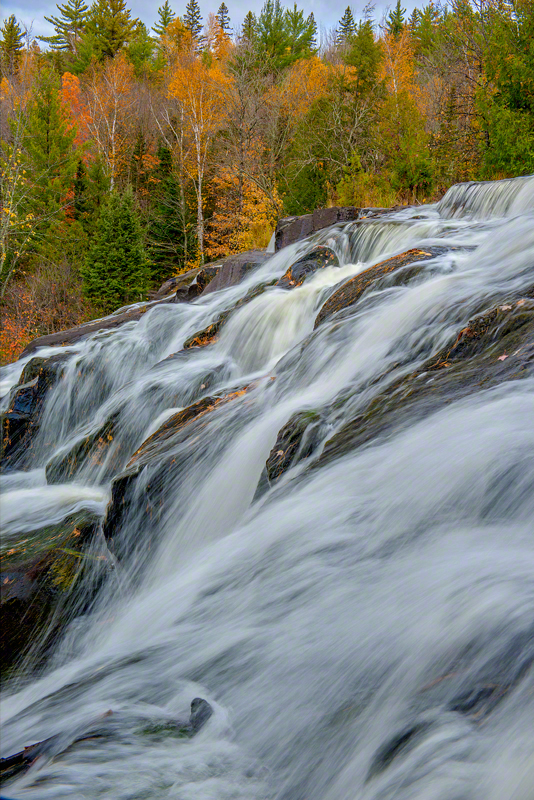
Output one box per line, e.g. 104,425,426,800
1,176,534,800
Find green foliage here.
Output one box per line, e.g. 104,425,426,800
127,22,156,74
82,186,150,310
40,0,89,53
216,3,231,34
282,162,328,216
337,7,356,46
0,15,25,76
183,0,203,43
86,0,138,60
20,67,78,228
253,0,316,71
343,19,383,98
152,1,175,36
386,0,406,38
336,153,396,207
241,11,256,42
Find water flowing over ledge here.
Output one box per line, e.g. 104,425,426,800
1,175,534,800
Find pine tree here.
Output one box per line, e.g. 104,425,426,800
20,67,78,223
152,1,175,36
87,0,137,59
241,11,256,42
284,4,316,60
73,158,90,223
183,0,203,43
82,186,150,310
344,18,383,97
0,15,25,76
386,0,406,38
337,7,356,46
39,0,89,53
216,3,231,34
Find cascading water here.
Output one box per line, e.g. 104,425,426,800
1,176,534,800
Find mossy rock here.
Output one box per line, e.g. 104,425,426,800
314,248,443,329
0,512,101,674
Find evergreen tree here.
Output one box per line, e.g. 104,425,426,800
344,18,382,97
256,0,287,68
127,22,155,73
216,3,231,34
148,143,194,281
0,15,25,76
337,7,356,46
284,4,316,60
183,0,203,43
39,0,89,53
73,158,90,224
307,12,317,50
241,11,256,42
87,0,137,59
386,0,406,38
82,186,150,310
152,1,175,36
20,67,78,224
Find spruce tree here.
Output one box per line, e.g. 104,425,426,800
39,0,89,53
82,186,150,311
307,12,317,49
87,0,137,59
337,7,356,46
216,3,231,34
183,0,203,43
241,11,256,42
152,1,175,36
20,67,78,223
0,15,25,76
386,0,406,38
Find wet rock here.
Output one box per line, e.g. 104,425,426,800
151,267,202,299
317,298,534,468
20,298,176,357
0,513,101,674
45,412,120,484
183,279,277,350
200,250,270,295
367,721,432,781
275,207,360,251
1,354,70,471
314,248,440,329
276,246,339,290
103,385,255,558
188,697,214,734
265,410,326,485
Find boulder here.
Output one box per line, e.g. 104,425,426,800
265,410,325,485
0,512,101,674
276,245,339,290
1,354,70,471
274,207,361,251
151,267,202,299
200,250,270,295
314,248,441,329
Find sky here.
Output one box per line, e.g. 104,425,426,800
3,0,420,44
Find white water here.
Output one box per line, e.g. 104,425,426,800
1,176,534,799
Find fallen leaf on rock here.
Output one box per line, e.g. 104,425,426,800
498,354,508,361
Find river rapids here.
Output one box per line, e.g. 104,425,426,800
1,176,534,799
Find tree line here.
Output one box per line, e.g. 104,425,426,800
1,0,533,362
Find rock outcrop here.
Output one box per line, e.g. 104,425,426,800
1,354,70,471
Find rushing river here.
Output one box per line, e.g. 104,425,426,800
1,176,534,799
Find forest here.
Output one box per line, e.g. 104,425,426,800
0,0,533,363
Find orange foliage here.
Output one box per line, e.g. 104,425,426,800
61,72,92,148
279,57,329,117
